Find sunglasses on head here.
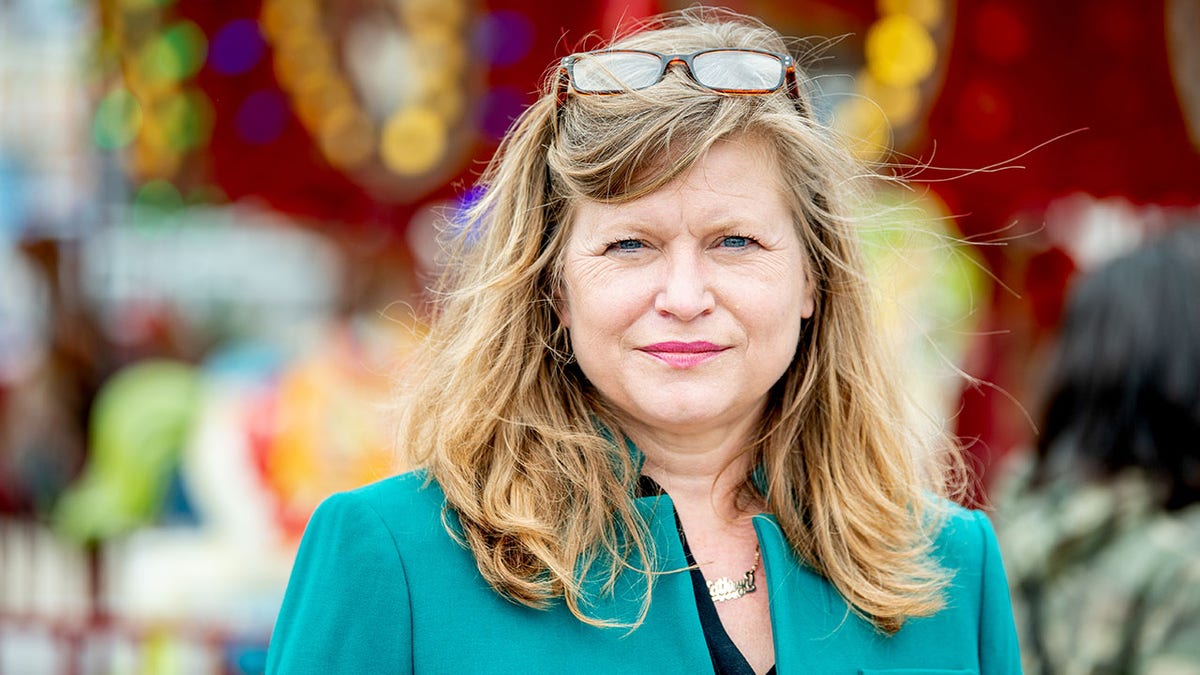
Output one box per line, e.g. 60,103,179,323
556,48,803,108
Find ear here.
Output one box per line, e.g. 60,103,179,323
553,283,572,328
799,266,816,320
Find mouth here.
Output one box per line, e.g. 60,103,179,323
637,341,729,368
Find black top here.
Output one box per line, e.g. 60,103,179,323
637,476,776,675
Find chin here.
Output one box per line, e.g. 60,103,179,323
627,399,750,434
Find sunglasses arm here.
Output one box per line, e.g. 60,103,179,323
555,60,572,108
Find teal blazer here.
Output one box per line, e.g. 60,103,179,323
267,471,1021,673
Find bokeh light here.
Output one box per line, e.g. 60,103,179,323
474,10,535,67
137,20,208,85
235,89,290,145
832,96,890,162
135,179,185,212
877,0,944,27
479,86,526,140
260,0,320,40
132,179,185,231
381,107,446,176
130,138,183,180
318,106,376,169
160,89,215,151
94,88,144,150
294,72,354,132
118,0,177,10
858,72,921,127
401,0,466,29
272,35,335,91
209,18,267,76
865,13,936,87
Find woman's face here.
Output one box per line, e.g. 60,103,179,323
559,136,814,437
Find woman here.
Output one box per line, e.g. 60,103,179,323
267,10,1020,674
996,224,1200,674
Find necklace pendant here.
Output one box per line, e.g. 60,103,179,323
708,570,757,602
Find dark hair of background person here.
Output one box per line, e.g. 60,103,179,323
1034,222,1200,511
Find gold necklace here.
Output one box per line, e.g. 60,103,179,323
707,545,760,602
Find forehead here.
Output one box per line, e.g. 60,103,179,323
567,135,792,231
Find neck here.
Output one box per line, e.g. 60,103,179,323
624,413,762,522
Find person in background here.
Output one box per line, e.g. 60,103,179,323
996,223,1200,674
267,8,1021,673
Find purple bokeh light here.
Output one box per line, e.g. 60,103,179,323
473,10,535,68
235,90,289,145
479,87,527,140
209,18,266,76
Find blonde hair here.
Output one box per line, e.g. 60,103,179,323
398,8,963,633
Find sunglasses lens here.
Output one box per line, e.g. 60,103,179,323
571,52,663,93
692,51,784,92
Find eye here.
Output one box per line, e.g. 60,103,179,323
605,238,645,253
717,235,756,249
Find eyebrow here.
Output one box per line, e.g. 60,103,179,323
577,214,778,236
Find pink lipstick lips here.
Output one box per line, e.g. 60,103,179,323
638,341,728,368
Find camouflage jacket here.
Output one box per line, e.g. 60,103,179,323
994,457,1200,675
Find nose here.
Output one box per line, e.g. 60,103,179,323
654,250,715,321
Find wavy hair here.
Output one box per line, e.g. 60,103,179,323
397,8,963,633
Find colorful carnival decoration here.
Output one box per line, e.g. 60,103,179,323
53,359,201,543
858,184,989,442
93,0,214,182
246,318,425,541
831,0,949,162
88,1,598,227
258,0,477,196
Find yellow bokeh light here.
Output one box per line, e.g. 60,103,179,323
119,59,174,101
831,97,891,163
866,14,937,88
271,17,323,52
129,135,183,181
261,0,320,42
424,85,465,124
137,112,170,151
401,0,466,30
319,106,377,169
135,36,184,85
858,70,921,127
294,72,354,130
410,26,467,75
381,106,447,176
416,69,465,121
273,37,335,91
877,0,944,28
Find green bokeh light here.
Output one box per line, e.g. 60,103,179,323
135,179,185,211
93,88,143,150
137,21,208,84
161,89,215,151
120,0,178,11
132,179,185,233
187,184,228,205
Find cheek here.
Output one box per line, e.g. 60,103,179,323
561,264,654,334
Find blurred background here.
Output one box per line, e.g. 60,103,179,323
0,0,1197,672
